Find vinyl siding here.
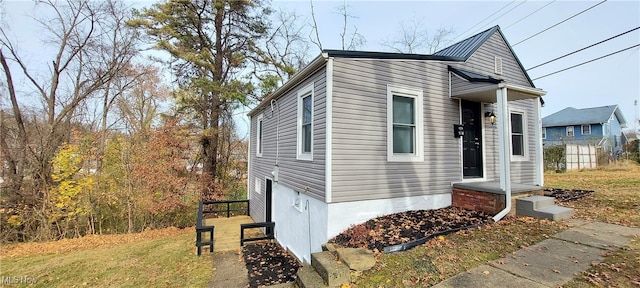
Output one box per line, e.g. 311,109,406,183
450,73,496,96
483,99,539,184
248,67,327,220
460,33,531,87
331,58,461,203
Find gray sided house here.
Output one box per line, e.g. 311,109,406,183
542,105,629,155
247,26,546,263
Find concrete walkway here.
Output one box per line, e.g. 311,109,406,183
209,250,248,288
433,220,640,288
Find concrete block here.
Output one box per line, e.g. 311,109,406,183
311,251,350,287
296,265,326,288
336,248,376,272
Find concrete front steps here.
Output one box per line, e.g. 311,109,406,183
516,196,574,221
295,244,375,288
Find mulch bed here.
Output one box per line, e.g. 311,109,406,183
329,207,492,252
545,188,595,202
242,241,301,288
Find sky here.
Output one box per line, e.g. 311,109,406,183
2,0,639,139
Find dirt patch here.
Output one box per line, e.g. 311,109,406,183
242,241,301,288
545,188,594,202
330,207,492,252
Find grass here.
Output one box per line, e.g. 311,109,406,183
353,161,640,287
0,228,212,288
545,160,640,227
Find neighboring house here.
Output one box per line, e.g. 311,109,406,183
542,105,628,155
247,26,546,263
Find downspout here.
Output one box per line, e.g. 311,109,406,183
493,85,511,222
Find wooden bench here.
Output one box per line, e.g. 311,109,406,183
240,222,275,246
195,201,214,256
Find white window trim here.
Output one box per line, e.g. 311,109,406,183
256,113,264,157
509,109,529,161
581,124,591,135
387,85,424,162
254,177,262,194
566,126,574,137
542,127,546,139
297,84,314,161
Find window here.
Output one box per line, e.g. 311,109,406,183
256,114,264,157
254,177,262,194
581,124,591,135
603,123,610,135
387,85,424,162
542,127,546,139
297,85,313,160
566,126,574,137
511,112,525,157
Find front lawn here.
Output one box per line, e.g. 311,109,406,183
0,228,212,287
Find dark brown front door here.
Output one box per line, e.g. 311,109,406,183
462,100,483,178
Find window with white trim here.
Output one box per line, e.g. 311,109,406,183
581,124,591,135
510,111,526,158
542,127,546,139
387,85,424,162
566,126,574,137
256,114,264,157
297,85,313,160
603,123,610,135
254,177,261,194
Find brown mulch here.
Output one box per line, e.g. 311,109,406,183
242,241,301,288
545,188,595,202
329,207,492,252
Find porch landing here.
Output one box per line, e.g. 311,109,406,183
452,181,543,216
452,181,542,195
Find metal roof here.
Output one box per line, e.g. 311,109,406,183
448,66,502,84
542,105,628,127
434,26,498,59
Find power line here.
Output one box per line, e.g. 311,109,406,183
532,43,640,81
528,26,640,70
513,0,607,47
469,1,528,37
452,1,516,42
504,1,556,30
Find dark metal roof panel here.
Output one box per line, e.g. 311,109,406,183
448,66,502,84
434,26,499,59
323,49,462,61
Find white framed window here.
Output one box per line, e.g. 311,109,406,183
254,177,262,194
603,123,610,135
581,124,591,135
297,84,313,161
542,127,546,139
566,126,574,137
256,113,264,157
387,85,424,162
510,111,528,160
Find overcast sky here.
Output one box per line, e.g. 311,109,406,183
2,0,639,139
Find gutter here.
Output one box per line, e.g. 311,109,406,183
248,53,328,117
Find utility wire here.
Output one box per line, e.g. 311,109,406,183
513,0,607,47
504,1,556,30
469,1,528,37
528,26,640,70
452,1,516,42
532,43,640,80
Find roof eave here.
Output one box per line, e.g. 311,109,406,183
248,53,328,117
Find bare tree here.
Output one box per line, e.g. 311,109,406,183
381,16,454,54
0,0,139,241
335,1,365,50
253,8,310,99
308,0,366,51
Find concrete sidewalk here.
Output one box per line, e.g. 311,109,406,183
433,220,640,288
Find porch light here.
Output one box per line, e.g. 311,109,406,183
485,111,496,125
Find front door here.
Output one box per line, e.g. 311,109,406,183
265,179,273,234
462,100,483,178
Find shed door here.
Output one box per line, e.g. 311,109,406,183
462,100,483,178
